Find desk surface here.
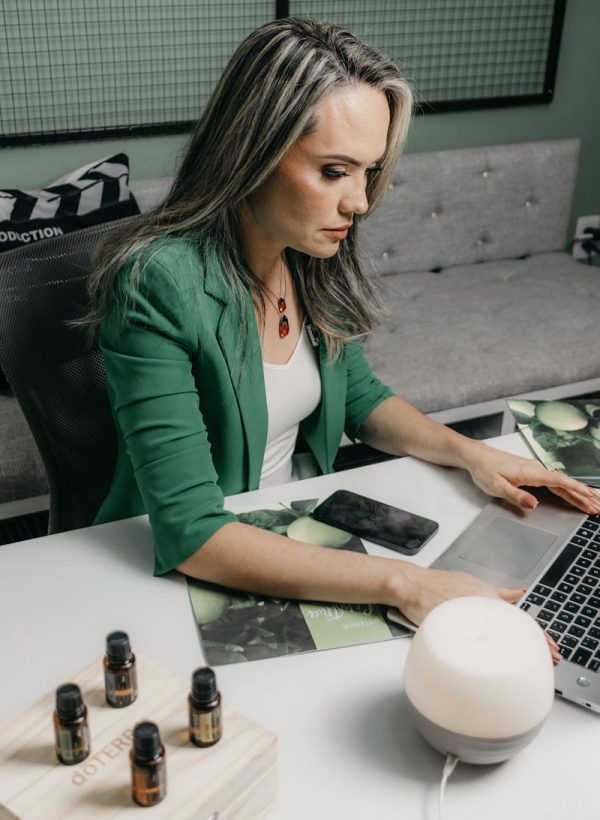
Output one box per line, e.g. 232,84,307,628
1,434,598,820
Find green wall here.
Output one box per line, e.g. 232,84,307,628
2,0,599,245
405,0,600,243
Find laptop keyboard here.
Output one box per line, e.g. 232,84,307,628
520,514,600,671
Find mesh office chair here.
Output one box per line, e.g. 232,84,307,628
0,220,133,533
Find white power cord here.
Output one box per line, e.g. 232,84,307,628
439,754,459,820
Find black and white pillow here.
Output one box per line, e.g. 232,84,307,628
0,153,140,390
0,153,140,253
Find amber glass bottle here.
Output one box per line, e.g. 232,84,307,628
103,630,138,708
130,722,167,807
53,683,90,765
189,667,222,747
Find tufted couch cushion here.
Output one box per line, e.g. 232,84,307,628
362,139,579,275
129,177,173,212
364,251,597,413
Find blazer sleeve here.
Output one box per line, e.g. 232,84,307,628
99,253,237,575
343,341,395,441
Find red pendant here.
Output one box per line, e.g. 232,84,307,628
278,297,286,314
279,315,289,338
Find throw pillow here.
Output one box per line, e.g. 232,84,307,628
0,153,140,390
0,152,140,253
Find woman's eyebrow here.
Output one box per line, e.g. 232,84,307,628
320,153,384,166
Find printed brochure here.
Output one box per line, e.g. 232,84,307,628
507,398,600,487
187,498,410,665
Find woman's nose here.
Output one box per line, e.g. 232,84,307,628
340,179,369,217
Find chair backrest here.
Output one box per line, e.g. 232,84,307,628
0,219,134,533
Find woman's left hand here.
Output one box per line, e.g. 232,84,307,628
465,443,600,514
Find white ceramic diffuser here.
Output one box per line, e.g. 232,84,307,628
404,596,555,764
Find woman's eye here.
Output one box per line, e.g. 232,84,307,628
366,165,383,176
322,167,348,180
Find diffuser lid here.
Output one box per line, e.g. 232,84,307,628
404,596,554,739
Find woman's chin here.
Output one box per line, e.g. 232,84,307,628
319,248,341,259
303,241,342,259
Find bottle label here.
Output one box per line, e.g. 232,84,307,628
57,724,90,763
132,762,166,806
105,667,138,706
191,705,222,743
58,727,73,757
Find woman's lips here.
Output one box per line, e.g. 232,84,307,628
323,227,350,240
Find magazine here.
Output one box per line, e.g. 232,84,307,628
507,398,600,487
186,498,410,665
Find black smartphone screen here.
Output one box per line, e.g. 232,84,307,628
311,490,439,555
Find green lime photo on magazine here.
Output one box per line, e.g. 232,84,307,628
508,399,600,487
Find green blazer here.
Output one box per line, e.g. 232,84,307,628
94,238,393,574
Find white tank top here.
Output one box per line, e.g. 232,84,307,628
260,323,322,488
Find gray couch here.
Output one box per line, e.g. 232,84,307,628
362,138,599,429
2,138,597,517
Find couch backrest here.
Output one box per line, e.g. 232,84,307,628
130,177,173,213
362,138,580,275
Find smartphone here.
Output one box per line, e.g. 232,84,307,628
311,489,439,555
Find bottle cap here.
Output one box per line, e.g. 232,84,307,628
191,667,218,706
56,683,85,722
106,630,132,665
133,722,162,762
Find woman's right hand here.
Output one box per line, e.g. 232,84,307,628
392,564,561,663
393,564,516,625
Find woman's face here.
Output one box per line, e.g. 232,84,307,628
243,83,390,260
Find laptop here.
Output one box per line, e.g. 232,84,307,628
388,487,600,712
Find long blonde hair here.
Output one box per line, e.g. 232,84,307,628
86,17,413,359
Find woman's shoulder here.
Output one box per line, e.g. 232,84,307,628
116,233,220,295
103,235,224,333
134,234,204,278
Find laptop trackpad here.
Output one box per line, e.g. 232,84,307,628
459,516,557,581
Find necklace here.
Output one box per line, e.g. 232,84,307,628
262,255,289,339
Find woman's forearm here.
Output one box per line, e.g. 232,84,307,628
178,521,415,606
177,520,515,625
358,395,486,470
359,396,600,516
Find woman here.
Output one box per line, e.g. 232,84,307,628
89,19,598,641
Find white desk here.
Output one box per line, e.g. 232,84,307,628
1,434,598,820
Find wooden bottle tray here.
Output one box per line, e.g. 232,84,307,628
0,654,277,819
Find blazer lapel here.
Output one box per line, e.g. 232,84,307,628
204,255,267,491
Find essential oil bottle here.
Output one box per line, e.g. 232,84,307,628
53,683,90,765
130,722,167,807
189,667,222,747
103,630,138,708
